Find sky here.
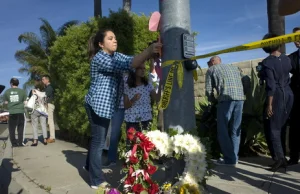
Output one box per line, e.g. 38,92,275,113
0,0,299,92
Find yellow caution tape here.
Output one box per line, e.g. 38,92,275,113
162,32,300,68
177,62,184,89
193,69,198,81
158,64,175,110
159,32,300,109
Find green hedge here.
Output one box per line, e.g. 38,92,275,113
50,10,158,142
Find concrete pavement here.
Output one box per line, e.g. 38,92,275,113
0,123,29,194
1,123,300,194
0,123,7,135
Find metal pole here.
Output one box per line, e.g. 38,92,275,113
159,0,196,131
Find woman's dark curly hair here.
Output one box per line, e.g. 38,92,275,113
127,69,148,88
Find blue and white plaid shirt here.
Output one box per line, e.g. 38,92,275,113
85,51,134,119
205,64,245,103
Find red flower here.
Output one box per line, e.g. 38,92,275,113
129,155,139,164
147,164,157,175
127,127,136,141
124,176,135,185
148,183,159,194
132,183,145,193
140,141,155,153
136,132,148,142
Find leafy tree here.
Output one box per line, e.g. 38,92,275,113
50,10,158,142
15,18,79,89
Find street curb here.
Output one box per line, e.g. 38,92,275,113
1,130,49,194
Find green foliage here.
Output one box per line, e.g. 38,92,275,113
49,10,158,140
240,68,269,155
15,18,79,90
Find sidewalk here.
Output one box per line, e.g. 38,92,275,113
0,124,29,194
2,123,300,194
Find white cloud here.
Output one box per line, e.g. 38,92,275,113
229,14,265,24
12,76,24,79
196,43,231,53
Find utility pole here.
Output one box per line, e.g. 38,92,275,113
94,0,102,17
267,0,286,53
159,0,196,131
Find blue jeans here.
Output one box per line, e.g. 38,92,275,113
85,103,110,186
217,100,244,164
107,108,125,162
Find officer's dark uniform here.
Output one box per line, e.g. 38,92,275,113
288,49,300,164
263,54,294,161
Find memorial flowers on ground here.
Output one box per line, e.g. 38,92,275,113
119,127,208,194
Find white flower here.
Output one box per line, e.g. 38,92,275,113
145,130,172,157
144,129,208,189
125,150,132,163
169,125,184,134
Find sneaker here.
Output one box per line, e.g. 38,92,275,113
91,181,111,189
214,159,237,166
12,143,18,148
102,161,116,168
18,143,26,147
217,158,238,164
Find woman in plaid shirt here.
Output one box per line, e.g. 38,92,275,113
84,29,162,189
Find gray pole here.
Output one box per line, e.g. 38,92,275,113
159,0,196,131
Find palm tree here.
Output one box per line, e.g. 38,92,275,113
267,0,286,53
15,18,79,89
123,0,131,12
94,0,102,17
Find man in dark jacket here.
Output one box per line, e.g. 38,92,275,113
288,27,300,165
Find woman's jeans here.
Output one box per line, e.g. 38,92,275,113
85,103,110,186
107,108,125,163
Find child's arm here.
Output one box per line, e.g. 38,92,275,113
150,80,162,103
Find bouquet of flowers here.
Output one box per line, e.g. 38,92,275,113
122,127,160,194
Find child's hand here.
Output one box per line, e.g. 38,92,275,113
134,93,141,101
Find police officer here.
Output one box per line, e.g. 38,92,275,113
288,27,300,165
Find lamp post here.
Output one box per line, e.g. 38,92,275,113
159,0,196,131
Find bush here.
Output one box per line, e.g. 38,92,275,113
50,10,158,143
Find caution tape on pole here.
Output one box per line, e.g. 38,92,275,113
158,63,176,110
158,32,300,110
177,62,184,89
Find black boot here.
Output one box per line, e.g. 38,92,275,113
268,158,287,172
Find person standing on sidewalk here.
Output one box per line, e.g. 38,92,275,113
41,75,55,143
205,56,245,166
260,33,293,171
288,27,300,165
84,29,162,189
3,78,27,147
30,89,48,146
102,74,127,168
